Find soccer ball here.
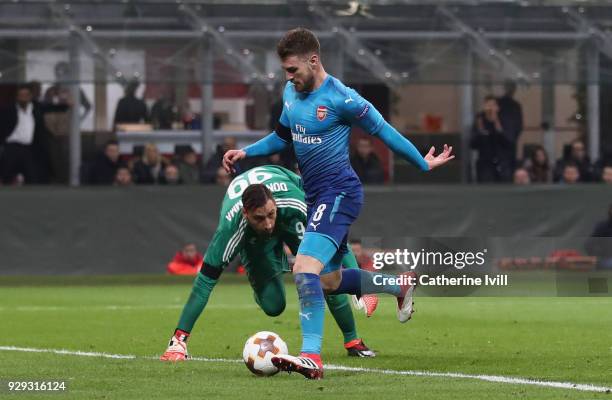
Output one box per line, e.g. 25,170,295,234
242,331,288,376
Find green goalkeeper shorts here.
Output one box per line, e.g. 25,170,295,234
240,241,291,307
251,274,287,317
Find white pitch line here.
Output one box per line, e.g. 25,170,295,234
0,346,610,393
0,345,135,359
324,364,612,393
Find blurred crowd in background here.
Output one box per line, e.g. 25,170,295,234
1,78,611,187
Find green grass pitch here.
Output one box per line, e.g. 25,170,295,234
0,275,610,399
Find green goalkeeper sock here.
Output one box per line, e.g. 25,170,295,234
325,294,358,344
176,273,218,333
341,248,360,269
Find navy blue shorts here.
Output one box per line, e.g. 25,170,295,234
298,189,363,272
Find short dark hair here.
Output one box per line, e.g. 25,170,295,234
242,184,274,211
349,238,362,245
563,161,579,170
570,139,585,148
277,27,320,60
105,140,119,148
16,83,31,92
28,80,41,91
126,79,140,93
484,94,497,103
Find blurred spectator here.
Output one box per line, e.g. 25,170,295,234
202,137,237,183
113,79,148,126
87,140,124,185
470,95,513,183
28,81,70,183
114,166,133,186
29,80,69,114
553,139,594,182
497,80,523,169
44,61,91,183
584,203,612,269
150,85,177,129
133,143,166,184
180,101,198,130
593,149,612,180
44,62,91,120
161,164,182,185
349,238,374,271
601,165,612,184
559,163,580,184
167,243,204,275
513,168,531,185
522,145,551,183
350,138,385,184
177,148,201,185
215,166,231,186
29,80,43,102
0,84,52,184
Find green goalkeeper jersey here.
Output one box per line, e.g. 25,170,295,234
176,165,361,337
204,166,307,276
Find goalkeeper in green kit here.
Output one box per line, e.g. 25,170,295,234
161,165,376,361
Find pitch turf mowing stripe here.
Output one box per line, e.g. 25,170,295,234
1,346,610,393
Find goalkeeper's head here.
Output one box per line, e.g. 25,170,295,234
242,184,277,237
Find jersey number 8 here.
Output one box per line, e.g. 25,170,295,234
312,204,327,222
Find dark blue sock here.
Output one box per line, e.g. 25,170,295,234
330,268,363,296
295,273,325,355
330,269,402,297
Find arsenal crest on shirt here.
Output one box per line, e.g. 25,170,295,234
316,105,327,121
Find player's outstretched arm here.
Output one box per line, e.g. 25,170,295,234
373,122,454,171
160,264,221,361
338,89,453,171
223,131,290,173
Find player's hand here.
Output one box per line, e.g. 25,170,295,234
223,149,246,173
424,144,454,170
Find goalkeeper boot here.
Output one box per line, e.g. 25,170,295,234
160,329,189,361
345,339,376,357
